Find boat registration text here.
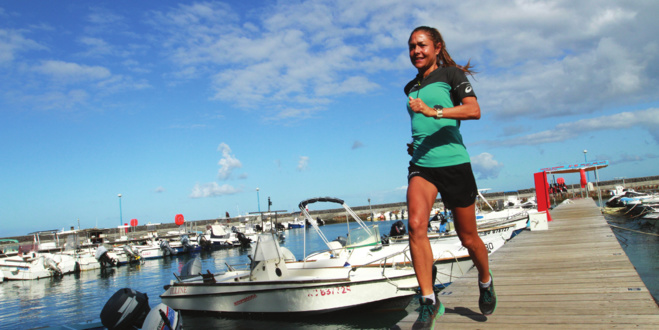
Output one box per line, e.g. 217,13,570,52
308,285,351,297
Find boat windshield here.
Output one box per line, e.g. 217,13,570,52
0,239,20,256
252,234,282,262
346,225,380,249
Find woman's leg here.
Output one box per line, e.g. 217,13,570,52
452,204,490,283
407,176,438,296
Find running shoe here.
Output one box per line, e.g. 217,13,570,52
478,270,497,315
412,296,444,329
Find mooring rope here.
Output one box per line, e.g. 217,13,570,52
609,224,659,237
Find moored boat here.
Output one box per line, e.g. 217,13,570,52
160,233,419,315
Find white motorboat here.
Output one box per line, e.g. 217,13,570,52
160,233,419,315
199,225,244,249
0,250,77,280
288,197,524,288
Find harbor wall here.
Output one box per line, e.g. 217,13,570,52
5,175,658,244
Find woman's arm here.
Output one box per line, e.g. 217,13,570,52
408,96,480,120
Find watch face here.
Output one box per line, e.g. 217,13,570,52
434,105,444,110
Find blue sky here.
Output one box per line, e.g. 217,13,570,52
2,0,658,237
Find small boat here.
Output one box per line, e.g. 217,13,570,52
605,187,656,208
288,218,305,229
199,225,242,249
160,233,419,315
0,250,77,280
286,197,523,288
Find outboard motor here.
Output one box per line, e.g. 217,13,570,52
236,232,252,248
159,240,177,256
178,257,202,279
100,288,151,330
180,235,194,252
44,256,62,276
199,235,212,250
141,303,182,330
123,245,142,263
95,245,116,268
389,220,407,237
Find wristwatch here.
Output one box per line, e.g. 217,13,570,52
433,105,443,119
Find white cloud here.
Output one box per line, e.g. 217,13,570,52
141,0,659,126
33,60,111,82
154,186,165,193
488,108,659,147
471,152,504,180
7,89,91,111
0,28,46,64
217,143,242,180
297,156,309,171
190,182,241,198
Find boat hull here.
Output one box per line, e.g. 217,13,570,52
161,268,418,314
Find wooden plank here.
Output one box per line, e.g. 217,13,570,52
394,198,659,329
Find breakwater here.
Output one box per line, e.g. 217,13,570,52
5,175,658,245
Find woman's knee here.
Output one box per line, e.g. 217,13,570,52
458,233,483,250
407,219,427,236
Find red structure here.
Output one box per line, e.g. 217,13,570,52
533,171,553,221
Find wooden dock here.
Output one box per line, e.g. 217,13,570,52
394,198,659,328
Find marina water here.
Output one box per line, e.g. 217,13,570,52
1,221,410,329
1,214,657,329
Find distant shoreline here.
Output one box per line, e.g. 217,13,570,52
3,175,657,244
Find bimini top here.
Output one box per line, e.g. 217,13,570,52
539,160,608,174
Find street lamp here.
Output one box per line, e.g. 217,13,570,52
118,194,123,226
615,177,626,187
583,149,590,182
368,198,373,221
256,188,261,213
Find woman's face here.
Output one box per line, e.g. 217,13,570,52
408,31,441,74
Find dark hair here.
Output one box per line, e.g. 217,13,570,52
410,26,476,75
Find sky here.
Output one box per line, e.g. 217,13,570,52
1,0,658,237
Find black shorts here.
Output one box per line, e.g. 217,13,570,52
408,162,478,209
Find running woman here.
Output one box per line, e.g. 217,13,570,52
404,26,497,329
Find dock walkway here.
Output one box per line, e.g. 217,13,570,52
395,198,659,328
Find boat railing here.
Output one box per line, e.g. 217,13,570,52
347,244,413,272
